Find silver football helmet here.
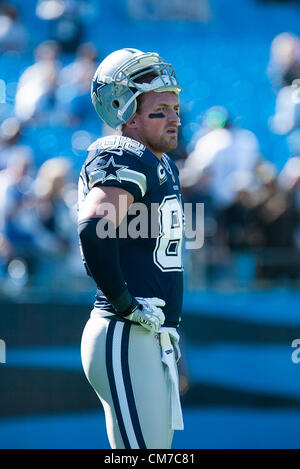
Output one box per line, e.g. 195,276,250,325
91,48,182,129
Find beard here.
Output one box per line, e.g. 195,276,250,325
149,133,178,155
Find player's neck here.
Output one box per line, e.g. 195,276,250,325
122,130,163,160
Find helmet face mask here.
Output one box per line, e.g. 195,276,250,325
91,48,182,129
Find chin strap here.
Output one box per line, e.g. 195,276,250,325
117,89,141,122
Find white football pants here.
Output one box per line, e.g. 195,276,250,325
81,312,174,449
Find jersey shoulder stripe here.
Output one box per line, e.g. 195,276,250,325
88,156,147,197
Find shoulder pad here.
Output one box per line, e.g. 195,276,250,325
88,135,146,158
84,138,149,200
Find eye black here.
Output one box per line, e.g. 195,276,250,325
148,112,165,119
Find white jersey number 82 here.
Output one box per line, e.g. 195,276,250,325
153,195,184,272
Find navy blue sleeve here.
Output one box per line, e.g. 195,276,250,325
78,217,136,314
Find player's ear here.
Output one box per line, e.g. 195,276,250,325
125,113,138,129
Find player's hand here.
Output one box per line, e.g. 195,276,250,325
126,297,165,333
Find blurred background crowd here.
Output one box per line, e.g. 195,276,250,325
0,0,300,295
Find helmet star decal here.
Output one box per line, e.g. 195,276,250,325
92,79,105,105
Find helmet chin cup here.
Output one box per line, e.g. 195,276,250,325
91,48,181,129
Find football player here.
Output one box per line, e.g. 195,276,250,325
78,48,184,449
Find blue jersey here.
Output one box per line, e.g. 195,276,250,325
78,135,184,327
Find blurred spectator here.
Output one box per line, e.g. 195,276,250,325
14,40,61,124
217,170,263,253
180,107,261,210
127,0,212,21
0,150,36,277
36,0,67,21
268,34,300,151
279,155,300,249
278,155,300,199
0,2,28,53
269,79,300,136
0,153,73,283
33,156,74,249
0,117,33,171
267,32,300,91
211,160,300,286
251,162,300,284
36,0,83,53
56,42,99,124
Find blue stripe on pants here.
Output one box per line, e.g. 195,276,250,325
105,320,131,449
121,322,147,449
